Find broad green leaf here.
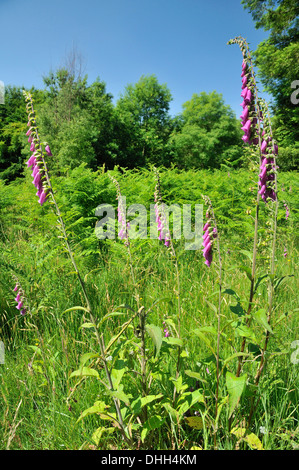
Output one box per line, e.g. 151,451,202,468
163,402,180,421
231,425,246,439
252,308,274,334
106,385,131,405
76,400,108,422
230,302,245,317
70,366,99,379
170,375,188,394
240,250,253,262
145,324,163,357
235,324,257,343
111,359,128,389
79,352,99,367
226,372,247,418
92,426,115,446
141,415,165,442
131,394,163,414
163,337,183,347
178,389,205,416
231,427,264,450
184,416,203,429
185,370,208,383
245,433,264,450
238,265,253,281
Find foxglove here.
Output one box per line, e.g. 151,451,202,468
154,168,170,248
23,91,51,206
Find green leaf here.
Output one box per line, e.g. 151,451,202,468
131,394,163,414
141,415,165,442
79,322,96,330
111,359,128,389
79,352,99,367
245,433,264,450
252,308,274,334
226,372,247,418
62,306,90,315
92,426,115,446
230,302,245,317
205,300,218,314
178,389,205,416
235,324,257,343
145,324,163,357
184,370,208,384
239,250,253,262
70,366,99,379
76,400,108,423
163,337,183,347
107,387,131,406
238,265,253,281
193,329,216,355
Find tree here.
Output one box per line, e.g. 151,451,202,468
38,69,116,172
0,86,31,181
115,75,174,168
171,91,243,169
242,0,299,167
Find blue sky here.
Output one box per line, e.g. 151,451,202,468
0,0,271,117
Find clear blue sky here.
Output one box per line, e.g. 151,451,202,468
0,0,271,117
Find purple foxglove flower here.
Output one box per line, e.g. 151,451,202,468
284,203,289,221
240,106,249,122
241,87,248,99
204,249,213,267
15,292,21,302
33,171,41,187
26,154,36,168
203,242,212,256
118,228,125,240
283,247,287,258
244,88,252,104
32,165,39,178
16,301,23,310
36,186,43,198
20,308,26,316
242,134,250,143
241,76,248,88
259,184,266,196
261,140,267,153
28,136,33,143
13,283,18,292
241,119,251,134
45,145,52,156
39,190,48,206
30,142,35,152
26,129,31,136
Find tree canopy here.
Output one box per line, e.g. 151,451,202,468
242,0,299,156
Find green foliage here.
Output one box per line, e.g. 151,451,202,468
242,0,299,152
171,91,243,169
0,163,298,449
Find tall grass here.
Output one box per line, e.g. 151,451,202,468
0,163,298,450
